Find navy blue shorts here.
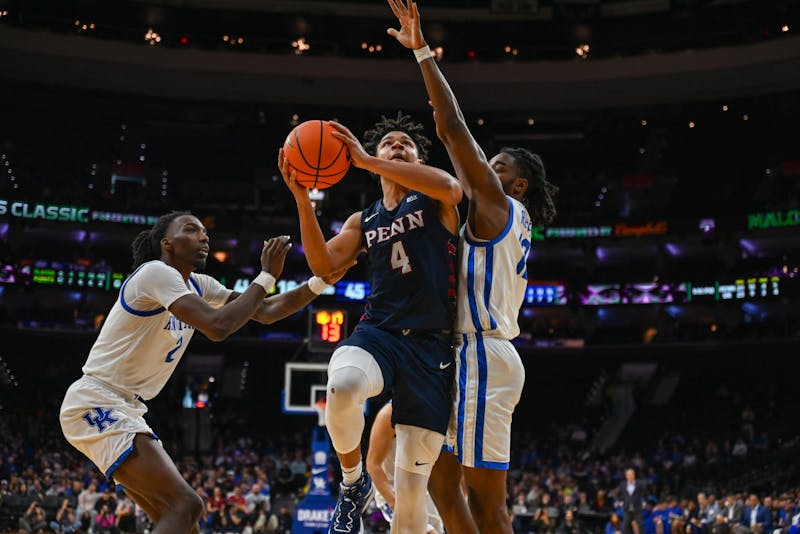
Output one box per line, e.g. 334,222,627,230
338,324,455,435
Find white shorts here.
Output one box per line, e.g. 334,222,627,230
60,375,159,478
445,333,525,470
374,491,444,534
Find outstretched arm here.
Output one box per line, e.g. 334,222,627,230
328,121,461,207
387,0,509,237
169,237,291,341
279,148,365,277
226,265,353,324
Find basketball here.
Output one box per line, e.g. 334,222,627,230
282,120,350,189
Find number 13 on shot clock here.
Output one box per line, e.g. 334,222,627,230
309,308,348,352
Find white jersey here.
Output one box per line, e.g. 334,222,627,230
82,260,231,400
455,196,532,339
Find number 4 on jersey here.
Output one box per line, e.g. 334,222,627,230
391,241,412,274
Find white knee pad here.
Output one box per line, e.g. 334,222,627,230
394,425,444,477
325,346,384,454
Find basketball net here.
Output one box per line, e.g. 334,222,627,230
314,398,327,427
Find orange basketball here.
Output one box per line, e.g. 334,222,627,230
283,120,350,189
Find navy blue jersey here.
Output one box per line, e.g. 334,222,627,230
359,191,457,331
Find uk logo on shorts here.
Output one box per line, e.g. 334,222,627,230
83,408,119,433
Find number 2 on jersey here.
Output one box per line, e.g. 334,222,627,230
165,336,183,363
517,235,530,280
390,241,412,274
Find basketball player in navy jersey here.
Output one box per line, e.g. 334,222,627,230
278,114,461,534
387,2,559,533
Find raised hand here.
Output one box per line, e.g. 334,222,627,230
278,148,309,200
386,0,426,50
328,121,373,170
260,236,292,278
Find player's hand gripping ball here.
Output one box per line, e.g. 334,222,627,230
282,120,350,189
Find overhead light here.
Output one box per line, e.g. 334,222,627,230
640,119,647,126
688,121,695,129
722,104,729,111
528,118,535,126
292,37,310,55
144,28,161,45
477,118,484,126
781,25,789,33
742,114,749,121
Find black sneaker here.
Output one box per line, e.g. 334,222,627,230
329,471,375,534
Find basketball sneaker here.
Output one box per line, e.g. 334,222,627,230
329,471,375,534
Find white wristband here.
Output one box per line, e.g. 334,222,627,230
413,45,432,64
307,276,332,295
252,272,276,293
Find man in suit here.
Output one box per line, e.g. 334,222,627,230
721,495,743,529
618,468,646,534
741,494,769,534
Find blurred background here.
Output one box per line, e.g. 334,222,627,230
0,0,799,533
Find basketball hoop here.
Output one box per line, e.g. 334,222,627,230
314,398,327,427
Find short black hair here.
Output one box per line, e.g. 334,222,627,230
363,111,431,163
500,146,558,225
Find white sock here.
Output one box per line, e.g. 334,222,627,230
342,462,363,486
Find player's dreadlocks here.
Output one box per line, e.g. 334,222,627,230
500,147,559,225
363,111,431,163
131,211,191,270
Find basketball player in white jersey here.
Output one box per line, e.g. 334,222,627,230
60,211,348,534
366,401,444,534
387,2,559,533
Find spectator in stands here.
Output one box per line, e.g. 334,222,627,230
689,492,720,534
764,496,779,531
50,498,81,533
289,450,308,491
277,505,293,533
596,489,615,515
607,512,624,534
115,493,136,533
558,508,582,534
722,495,744,528
94,503,116,534
246,482,270,517
712,514,732,534
274,461,294,496
732,438,749,458
207,485,225,529
741,494,769,534
227,484,247,516
578,491,593,515
511,493,530,533
77,480,100,520
19,500,47,533
253,501,279,532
